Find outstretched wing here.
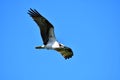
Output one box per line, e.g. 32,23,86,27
55,46,73,59
28,8,56,45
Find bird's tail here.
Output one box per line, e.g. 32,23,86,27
35,46,45,49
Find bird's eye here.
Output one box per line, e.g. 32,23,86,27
59,44,62,46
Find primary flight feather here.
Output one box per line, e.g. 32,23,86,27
28,8,73,59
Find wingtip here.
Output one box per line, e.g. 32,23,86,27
63,52,73,60
30,8,32,10
29,8,34,11
64,55,73,60
27,8,41,17
27,8,32,13
28,8,38,12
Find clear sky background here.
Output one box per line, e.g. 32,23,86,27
0,0,120,80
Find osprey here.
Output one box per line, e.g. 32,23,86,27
28,8,73,59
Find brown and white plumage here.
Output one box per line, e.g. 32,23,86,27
28,8,73,59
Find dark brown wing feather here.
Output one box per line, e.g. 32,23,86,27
55,46,73,59
28,8,54,45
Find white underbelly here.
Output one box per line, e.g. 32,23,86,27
45,41,59,49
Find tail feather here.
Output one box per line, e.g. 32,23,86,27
35,46,45,49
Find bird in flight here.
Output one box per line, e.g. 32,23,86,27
28,8,73,59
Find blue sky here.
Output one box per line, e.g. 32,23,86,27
0,0,120,80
